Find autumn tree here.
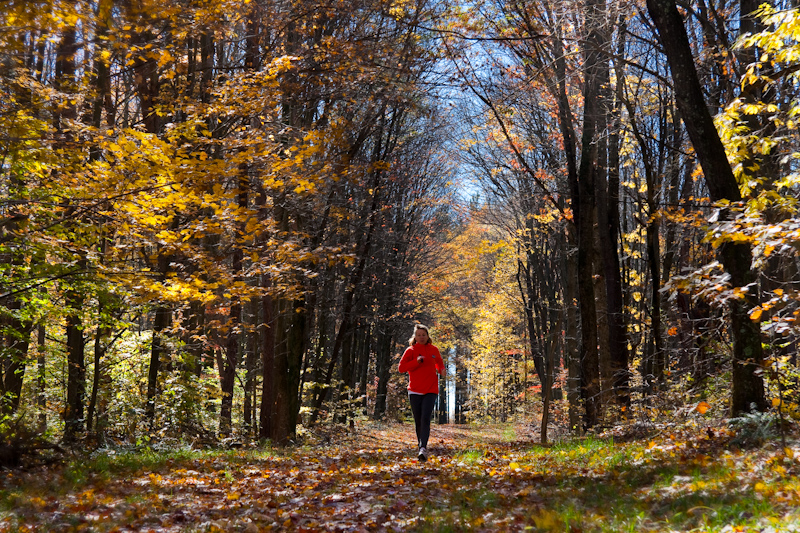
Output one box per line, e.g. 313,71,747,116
647,0,767,414
715,5,800,415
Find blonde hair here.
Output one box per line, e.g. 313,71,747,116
408,323,432,346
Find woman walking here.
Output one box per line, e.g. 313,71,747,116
398,324,445,461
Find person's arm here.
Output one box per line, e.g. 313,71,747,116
434,348,445,376
398,348,420,373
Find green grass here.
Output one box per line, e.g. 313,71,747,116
412,428,800,532
501,425,518,442
451,448,483,464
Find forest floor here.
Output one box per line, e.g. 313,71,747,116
1,421,800,532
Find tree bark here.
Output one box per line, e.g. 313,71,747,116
549,6,582,434
244,299,260,438
86,3,114,438
64,290,85,441
372,327,393,420
54,26,86,442
455,345,469,424
145,305,171,427
37,325,46,432
270,295,306,444
266,193,306,444
258,285,276,441
218,303,240,438
219,178,248,437
438,351,448,424
1,296,31,413
357,327,370,415
564,226,582,433
575,0,605,429
603,23,631,411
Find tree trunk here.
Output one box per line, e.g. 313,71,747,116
646,190,664,386
86,307,110,437
336,331,354,423
438,351,448,424
373,327,393,419
145,305,171,428
37,325,46,432
575,0,605,429
357,327,370,414
0,202,32,415
603,27,631,411
258,285,276,441
1,298,31,413
551,28,583,434
519,246,544,416
646,0,766,415
244,299,259,438
592,228,611,418
270,298,293,444
55,26,85,442
64,290,85,441
269,295,306,444
564,226,582,433
219,178,248,437
594,49,612,420
218,302,240,438
455,345,469,424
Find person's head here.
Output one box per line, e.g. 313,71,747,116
409,324,431,346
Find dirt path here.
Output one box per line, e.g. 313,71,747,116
3,423,533,532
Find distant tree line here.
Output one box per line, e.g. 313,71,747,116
443,0,800,441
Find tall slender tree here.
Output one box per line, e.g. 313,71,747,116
646,0,766,414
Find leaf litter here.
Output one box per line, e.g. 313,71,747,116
1,422,799,532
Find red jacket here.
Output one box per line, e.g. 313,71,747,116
398,343,445,394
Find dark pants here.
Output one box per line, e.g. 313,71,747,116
409,393,438,449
